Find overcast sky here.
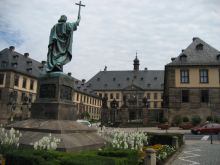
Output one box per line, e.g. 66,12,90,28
0,0,220,80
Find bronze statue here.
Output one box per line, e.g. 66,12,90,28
47,1,85,72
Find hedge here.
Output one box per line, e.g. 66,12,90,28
147,132,184,147
4,148,139,165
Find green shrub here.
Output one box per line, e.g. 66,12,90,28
148,133,184,147
4,148,139,165
182,116,189,123
173,115,182,126
191,115,201,126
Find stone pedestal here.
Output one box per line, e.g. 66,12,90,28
8,72,104,152
121,107,129,124
31,73,76,120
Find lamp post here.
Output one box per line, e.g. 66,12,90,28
8,90,17,122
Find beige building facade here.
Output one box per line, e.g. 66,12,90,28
164,37,220,122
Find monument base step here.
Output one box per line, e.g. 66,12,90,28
7,119,105,152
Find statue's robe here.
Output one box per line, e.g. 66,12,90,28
47,22,78,72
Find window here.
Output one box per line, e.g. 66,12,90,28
154,102,157,108
76,93,79,101
11,62,17,68
30,80,34,90
104,93,108,99
110,93,113,99
29,94,33,102
99,93,102,98
1,61,8,68
22,78,27,88
196,43,203,50
180,54,187,62
182,90,189,103
154,93,158,100
201,90,209,103
14,75,19,86
21,92,26,102
116,93,119,99
200,69,208,83
0,89,2,100
0,73,4,85
161,93,163,99
147,93,150,99
180,70,189,83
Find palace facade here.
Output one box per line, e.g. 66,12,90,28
87,56,164,125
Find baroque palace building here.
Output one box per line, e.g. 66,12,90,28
0,46,45,123
164,37,220,122
0,46,101,124
86,56,164,124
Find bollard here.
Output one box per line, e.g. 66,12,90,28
172,136,179,149
0,154,6,165
144,148,156,165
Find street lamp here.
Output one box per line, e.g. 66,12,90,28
8,91,17,122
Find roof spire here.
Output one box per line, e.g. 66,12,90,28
133,51,140,71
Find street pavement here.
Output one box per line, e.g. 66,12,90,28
170,141,220,165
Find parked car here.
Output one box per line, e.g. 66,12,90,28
76,120,92,127
191,123,220,134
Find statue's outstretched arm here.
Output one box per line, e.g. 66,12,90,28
76,16,81,26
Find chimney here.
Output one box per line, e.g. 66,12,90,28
182,49,184,52
24,53,29,58
192,37,198,41
67,72,72,76
81,79,86,86
41,61,46,65
104,66,107,71
9,46,15,51
171,57,176,61
144,67,148,71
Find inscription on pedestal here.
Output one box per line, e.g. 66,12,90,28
39,84,56,98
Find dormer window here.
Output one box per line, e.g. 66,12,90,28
26,68,32,73
26,61,32,66
113,77,116,81
154,77,157,80
118,83,121,87
104,83,108,87
13,55,19,59
180,54,187,62
97,77,100,81
1,61,8,68
126,77,130,81
38,66,44,70
147,83,151,87
196,43,203,50
11,62,17,68
140,77,144,81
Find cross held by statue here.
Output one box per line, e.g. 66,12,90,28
75,1,85,19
